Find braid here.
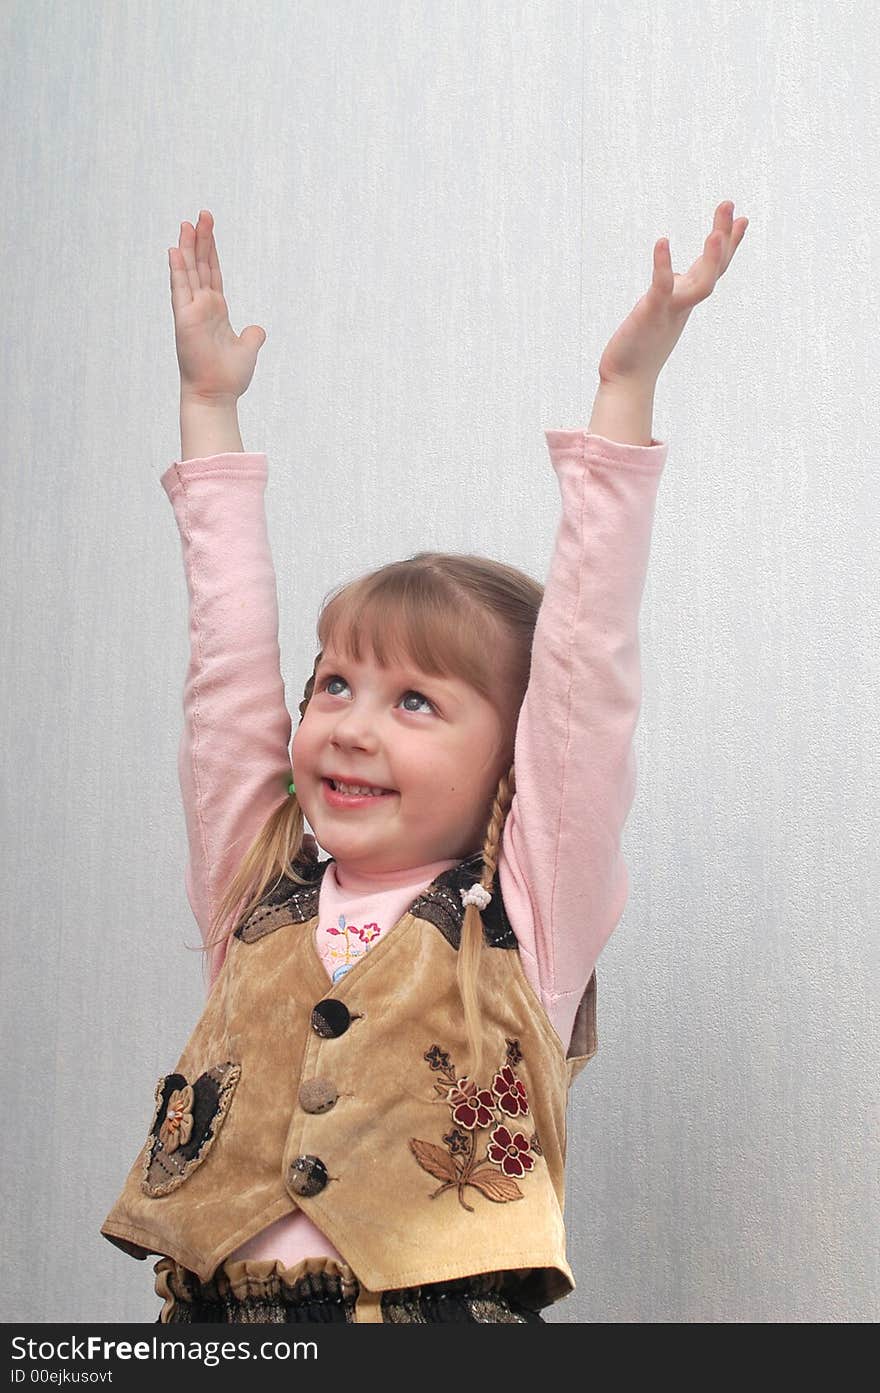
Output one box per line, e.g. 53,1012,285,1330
456,763,516,1085
286,661,320,856
298,662,318,723
480,763,515,887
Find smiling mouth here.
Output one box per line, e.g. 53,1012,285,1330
322,778,397,798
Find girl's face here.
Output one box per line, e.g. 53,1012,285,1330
291,644,510,874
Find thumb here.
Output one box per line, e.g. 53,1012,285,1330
241,325,267,352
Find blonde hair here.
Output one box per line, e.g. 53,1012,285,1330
202,551,543,1085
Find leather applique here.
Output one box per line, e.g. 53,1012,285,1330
140,1062,241,1197
235,857,329,943
409,855,518,952
410,1038,543,1211
235,851,517,951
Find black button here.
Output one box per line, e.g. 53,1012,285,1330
287,1154,329,1197
311,999,351,1038
298,1078,338,1114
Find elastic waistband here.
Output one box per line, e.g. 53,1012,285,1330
154,1254,513,1324
154,1254,358,1322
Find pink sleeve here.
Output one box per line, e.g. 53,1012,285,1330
499,430,668,1055
159,453,294,990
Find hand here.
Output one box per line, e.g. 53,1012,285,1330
168,210,267,403
597,200,749,389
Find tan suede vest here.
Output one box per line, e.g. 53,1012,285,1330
100,851,597,1312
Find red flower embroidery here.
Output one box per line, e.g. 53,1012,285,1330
447,1077,496,1130
487,1124,535,1178
412,1043,542,1209
492,1064,529,1117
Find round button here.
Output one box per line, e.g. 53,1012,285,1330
298,1078,339,1114
287,1154,329,1197
311,998,351,1038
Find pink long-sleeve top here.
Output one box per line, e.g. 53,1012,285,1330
158,428,667,1267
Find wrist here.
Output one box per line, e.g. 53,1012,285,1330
180,389,240,410
179,394,244,460
588,377,656,447
597,370,657,394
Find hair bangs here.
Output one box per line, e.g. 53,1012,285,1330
316,563,503,705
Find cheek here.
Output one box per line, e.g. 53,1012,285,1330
408,748,461,787
436,761,482,803
290,722,318,772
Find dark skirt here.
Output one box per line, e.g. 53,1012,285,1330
153,1254,545,1324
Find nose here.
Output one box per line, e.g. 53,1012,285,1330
330,704,380,753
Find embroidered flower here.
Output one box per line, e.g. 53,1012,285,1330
424,1044,452,1072
158,1084,194,1152
447,1077,496,1130
530,1130,543,1156
505,1037,523,1066
492,1064,529,1117
487,1124,535,1178
412,1042,541,1209
443,1127,470,1155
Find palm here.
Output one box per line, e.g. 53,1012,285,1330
169,211,266,401
174,287,249,397
598,201,749,386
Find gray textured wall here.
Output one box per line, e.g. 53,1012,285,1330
2,0,877,1323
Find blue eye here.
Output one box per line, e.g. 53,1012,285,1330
400,690,435,714
320,675,435,714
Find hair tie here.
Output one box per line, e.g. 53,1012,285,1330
460,883,491,910
288,780,296,795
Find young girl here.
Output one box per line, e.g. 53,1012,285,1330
101,203,747,1324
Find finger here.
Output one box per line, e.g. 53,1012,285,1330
724,216,749,269
168,244,193,311
669,204,749,307
178,220,201,298
686,229,725,300
713,202,749,276
713,201,733,265
651,237,675,296
670,206,727,296
201,209,224,298
713,219,749,279
194,210,212,291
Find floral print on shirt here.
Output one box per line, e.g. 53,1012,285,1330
319,913,383,983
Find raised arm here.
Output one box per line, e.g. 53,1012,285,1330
160,438,293,989
164,212,293,988
498,402,667,1059
499,201,748,1060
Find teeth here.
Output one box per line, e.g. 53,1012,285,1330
332,780,387,796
